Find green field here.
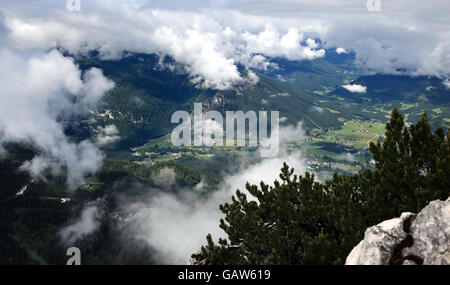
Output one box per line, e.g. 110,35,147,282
317,120,386,149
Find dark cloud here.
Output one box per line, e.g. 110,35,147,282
0,11,10,43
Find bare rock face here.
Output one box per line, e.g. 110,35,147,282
345,212,416,265
346,197,450,265
402,198,450,265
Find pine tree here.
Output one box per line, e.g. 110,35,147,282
367,108,450,223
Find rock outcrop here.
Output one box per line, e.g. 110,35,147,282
403,199,450,265
346,197,450,265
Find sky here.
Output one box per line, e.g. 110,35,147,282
1,0,449,89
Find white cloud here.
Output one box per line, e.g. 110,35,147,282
278,121,306,142
335,152,356,162
443,79,450,89
0,49,114,189
276,74,287,82
342,84,367,93
96,125,120,146
312,106,324,113
152,167,177,188
59,199,105,245
0,2,326,90
120,151,308,264
306,38,318,48
242,54,273,70
2,1,449,88
117,121,307,264
241,26,325,61
336,47,347,54
152,27,243,90
120,185,225,264
246,70,260,85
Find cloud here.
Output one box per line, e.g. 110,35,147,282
2,1,449,88
96,125,120,146
152,27,243,90
312,106,324,113
443,79,450,89
132,96,145,106
335,152,356,162
59,199,105,245
116,121,307,264
0,11,9,43
336,47,347,54
342,84,367,93
0,49,114,189
0,145,5,159
120,152,307,264
152,167,177,188
278,121,305,142
275,74,287,82
54,121,307,263
0,2,326,90
222,151,306,197
246,70,260,85
242,54,275,71
240,26,325,61
119,185,225,264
